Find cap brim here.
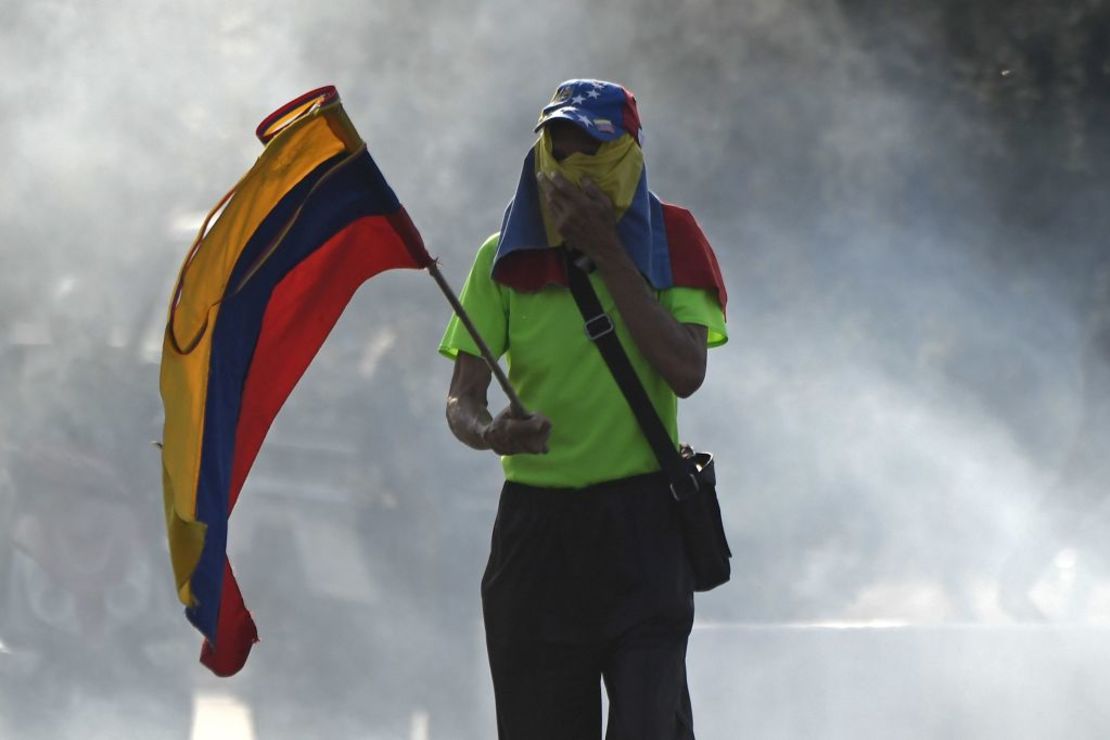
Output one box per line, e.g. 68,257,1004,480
534,108,624,142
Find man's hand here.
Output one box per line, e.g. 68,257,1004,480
537,172,710,398
538,172,621,262
447,355,553,454
482,407,552,456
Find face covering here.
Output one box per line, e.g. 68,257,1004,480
533,127,645,247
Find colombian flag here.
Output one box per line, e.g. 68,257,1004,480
160,86,432,676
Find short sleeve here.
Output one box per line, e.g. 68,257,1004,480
659,286,728,348
438,234,509,360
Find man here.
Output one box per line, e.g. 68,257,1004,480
440,79,728,739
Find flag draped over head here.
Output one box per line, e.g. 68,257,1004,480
492,78,727,313
159,85,432,677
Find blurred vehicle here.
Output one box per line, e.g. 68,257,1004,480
0,444,192,740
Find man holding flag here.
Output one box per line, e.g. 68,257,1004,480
441,80,728,740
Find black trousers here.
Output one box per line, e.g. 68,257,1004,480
481,472,696,740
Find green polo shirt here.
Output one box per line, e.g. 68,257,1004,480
439,233,727,488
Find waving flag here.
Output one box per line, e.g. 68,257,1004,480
160,86,432,676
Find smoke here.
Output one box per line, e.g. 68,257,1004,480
2,0,1108,737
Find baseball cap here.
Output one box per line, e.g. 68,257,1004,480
534,79,643,145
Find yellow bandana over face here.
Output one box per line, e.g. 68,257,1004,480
534,128,644,247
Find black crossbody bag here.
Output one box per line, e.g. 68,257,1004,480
564,249,731,592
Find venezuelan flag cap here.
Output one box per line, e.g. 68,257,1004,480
534,79,643,145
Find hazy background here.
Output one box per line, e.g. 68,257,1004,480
2,0,1110,737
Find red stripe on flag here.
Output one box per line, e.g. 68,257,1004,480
199,214,426,677
199,559,258,677
230,214,426,508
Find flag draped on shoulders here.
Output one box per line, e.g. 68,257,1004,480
492,148,728,315
489,78,727,314
159,86,432,677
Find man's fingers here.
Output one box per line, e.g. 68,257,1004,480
548,172,590,206
546,184,577,213
538,171,570,198
540,174,609,243
546,191,568,221
543,172,607,212
519,415,550,436
580,178,612,208
485,412,551,456
539,176,572,218
547,171,576,193
537,175,555,207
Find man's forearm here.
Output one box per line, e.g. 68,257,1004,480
447,388,553,455
537,171,707,395
446,394,493,450
588,235,706,397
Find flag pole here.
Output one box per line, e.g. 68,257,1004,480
426,262,528,418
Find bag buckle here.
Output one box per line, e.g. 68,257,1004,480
584,313,614,341
670,472,700,502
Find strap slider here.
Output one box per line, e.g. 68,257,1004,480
670,472,701,502
584,313,614,341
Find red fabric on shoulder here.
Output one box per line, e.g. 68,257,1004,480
661,203,728,316
491,203,727,314
491,248,565,292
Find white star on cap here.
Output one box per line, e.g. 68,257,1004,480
587,89,601,99
574,113,593,126
571,95,586,105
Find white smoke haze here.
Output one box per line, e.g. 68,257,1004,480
2,0,1108,737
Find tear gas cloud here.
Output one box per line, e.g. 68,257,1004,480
1,0,1108,737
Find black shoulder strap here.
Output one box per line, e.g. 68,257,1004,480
563,249,698,498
